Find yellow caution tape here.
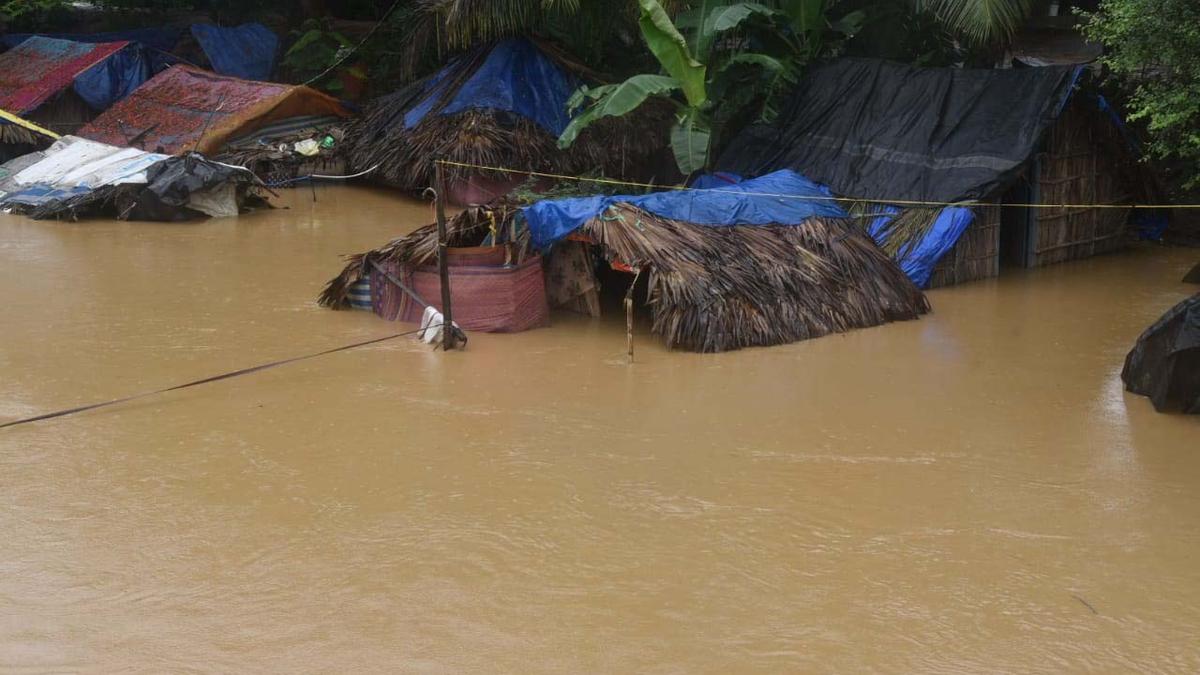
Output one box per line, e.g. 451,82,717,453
0,107,60,140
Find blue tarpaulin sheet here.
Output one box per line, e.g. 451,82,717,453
867,206,975,288
688,171,975,288
1,27,182,53
404,39,578,135
520,170,848,250
73,43,155,111
190,23,278,80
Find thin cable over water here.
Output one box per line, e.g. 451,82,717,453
0,325,442,431
435,159,1197,210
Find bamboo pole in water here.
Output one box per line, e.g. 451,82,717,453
625,268,641,363
435,162,455,351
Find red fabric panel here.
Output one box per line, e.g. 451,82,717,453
371,255,549,334
78,65,349,154
0,37,128,113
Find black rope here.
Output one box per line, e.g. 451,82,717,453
0,325,441,431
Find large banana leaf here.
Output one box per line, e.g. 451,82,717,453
780,0,826,46
637,0,708,107
558,74,682,147
670,111,712,176
697,2,779,57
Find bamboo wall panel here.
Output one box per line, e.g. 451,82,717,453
928,205,1001,288
1030,103,1132,267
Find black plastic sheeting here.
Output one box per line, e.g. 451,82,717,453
1184,262,1200,284
718,58,1081,203
1121,294,1200,414
125,153,256,221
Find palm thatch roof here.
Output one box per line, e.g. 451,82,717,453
320,200,929,353
343,39,673,193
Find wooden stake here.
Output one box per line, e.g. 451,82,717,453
434,162,455,351
625,268,642,363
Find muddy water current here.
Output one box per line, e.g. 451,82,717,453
1,185,1197,672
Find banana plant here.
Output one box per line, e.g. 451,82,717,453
558,0,790,176
558,0,860,176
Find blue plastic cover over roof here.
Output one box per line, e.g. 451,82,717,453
404,39,578,135
521,170,848,250
866,206,975,288
72,42,156,111
190,23,278,81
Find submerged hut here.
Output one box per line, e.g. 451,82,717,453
0,135,266,221
320,171,930,353
77,65,350,184
0,36,159,159
719,58,1144,288
344,38,672,204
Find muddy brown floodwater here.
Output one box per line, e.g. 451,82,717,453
1,185,1198,673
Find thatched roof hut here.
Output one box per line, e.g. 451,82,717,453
719,58,1146,288
343,38,672,203
320,171,929,353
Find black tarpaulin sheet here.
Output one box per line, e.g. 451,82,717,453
124,153,256,220
718,58,1082,203
1122,294,1200,414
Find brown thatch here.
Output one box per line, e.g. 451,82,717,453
320,201,929,352
843,202,1002,289
0,123,42,146
342,41,674,193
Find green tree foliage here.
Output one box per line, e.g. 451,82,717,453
559,0,861,176
280,19,354,92
0,0,71,29
926,0,1032,48
1085,0,1200,188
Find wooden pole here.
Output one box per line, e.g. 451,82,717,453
434,162,455,351
625,268,641,363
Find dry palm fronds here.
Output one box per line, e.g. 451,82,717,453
0,124,42,146
343,40,673,193
346,104,672,193
319,199,929,352
864,207,945,259
583,205,929,351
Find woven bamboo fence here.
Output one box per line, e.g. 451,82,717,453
927,204,1002,288
1028,102,1132,267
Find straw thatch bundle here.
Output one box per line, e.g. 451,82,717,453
587,205,929,350
343,45,673,192
0,123,42,146
320,201,929,352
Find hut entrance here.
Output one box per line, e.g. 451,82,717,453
999,175,1037,268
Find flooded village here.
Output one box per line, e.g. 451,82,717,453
1,0,1198,672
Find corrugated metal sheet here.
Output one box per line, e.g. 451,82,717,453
0,37,129,114
78,65,350,156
